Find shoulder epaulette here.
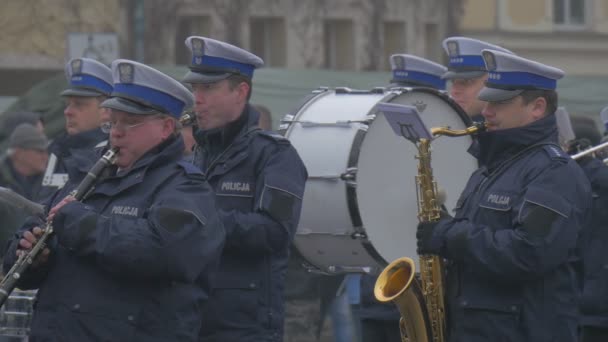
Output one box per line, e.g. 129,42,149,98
257,130,290,145
541,144,569,162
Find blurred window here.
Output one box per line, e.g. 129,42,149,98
175,16,212,65
324,20,354,70
383,21,406,71
554,0,587,27
250,17,286,67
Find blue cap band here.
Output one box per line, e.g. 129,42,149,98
191,55,255,78
113,83,185,118
448,55,485,69
392,70,446,90
70,74,113,95
487,71,557,90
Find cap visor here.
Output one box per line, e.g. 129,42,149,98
442,70,486,80
60,88,104,97
100,97,159,115
478,87,524,102
182,70,232,84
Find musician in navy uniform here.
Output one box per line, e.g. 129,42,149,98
441,37,512,122
38,57,112,201
417,50,591,342
182,36,307,342
3,60,225,342
564,116,608,342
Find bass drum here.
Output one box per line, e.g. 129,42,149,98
281,87,477,274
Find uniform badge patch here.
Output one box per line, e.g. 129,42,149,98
118,63,134,83
394,55,406,70
413,100,427,113
192,38,205,57
71,59,83,74
447,41,459,57
483,51,497,71
111,205,139,217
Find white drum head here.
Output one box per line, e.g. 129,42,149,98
356,89,478,268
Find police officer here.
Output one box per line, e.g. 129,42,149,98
565,116,608,342
3,59,225,341
416,50,591,342
182,36,307,341
441,37,513,122
38,57,112,201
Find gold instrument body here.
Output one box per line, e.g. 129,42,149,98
374,123,485,342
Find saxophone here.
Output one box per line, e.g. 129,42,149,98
0,148,118,307
374,123,485,342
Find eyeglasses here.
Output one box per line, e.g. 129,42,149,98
101,116,163,134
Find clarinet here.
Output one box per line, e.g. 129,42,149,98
0,148,118,306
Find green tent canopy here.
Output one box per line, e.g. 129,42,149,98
5,67,608,143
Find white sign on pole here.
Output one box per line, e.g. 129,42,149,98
67,33,119,65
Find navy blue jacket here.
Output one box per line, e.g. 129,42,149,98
193,105,307,342
577,157,608,328
38,128,107,202
3,136,225,342
428,114,591,342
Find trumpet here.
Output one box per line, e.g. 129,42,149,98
572,140,608,160
0,148,118,307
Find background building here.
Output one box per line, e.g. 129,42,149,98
460,0,608,76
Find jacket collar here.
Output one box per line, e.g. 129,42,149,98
470,114,558,168
69,134,184,179
193,103,260,151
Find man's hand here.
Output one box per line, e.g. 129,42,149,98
416,211,452,255
17,227,51,268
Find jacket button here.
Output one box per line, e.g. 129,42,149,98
510,305,517,311
127,315,134,321
249,283,256,289
72,304,80,310
460,301,468,307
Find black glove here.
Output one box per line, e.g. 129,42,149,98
417,221,440,254
416,211,452,255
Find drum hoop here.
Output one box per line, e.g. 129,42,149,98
278,88,330,136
